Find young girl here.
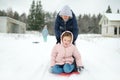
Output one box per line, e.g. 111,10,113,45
50,31,84,74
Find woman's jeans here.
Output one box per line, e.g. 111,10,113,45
51,63,75,74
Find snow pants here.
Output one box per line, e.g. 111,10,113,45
43,36,47,42
51,63,75,74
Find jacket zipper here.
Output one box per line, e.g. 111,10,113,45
64,47,66,61
64,22,66,30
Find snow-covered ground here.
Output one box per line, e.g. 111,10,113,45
0,33,120,80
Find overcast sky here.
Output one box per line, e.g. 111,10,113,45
0,0,120,16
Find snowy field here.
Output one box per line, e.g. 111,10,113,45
0,33,120,80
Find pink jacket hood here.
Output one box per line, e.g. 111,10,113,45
60,31,73,45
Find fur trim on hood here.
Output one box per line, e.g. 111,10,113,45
60,31,73,44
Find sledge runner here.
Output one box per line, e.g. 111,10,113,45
50,31,84,74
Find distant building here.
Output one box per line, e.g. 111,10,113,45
99,13,120,37
0,16,26,33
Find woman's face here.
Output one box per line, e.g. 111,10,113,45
61,15,70,22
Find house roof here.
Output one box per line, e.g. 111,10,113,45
105,13,120,21
0,16,26,26
99,13,120,25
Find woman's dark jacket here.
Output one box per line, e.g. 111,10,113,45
54,12,79,44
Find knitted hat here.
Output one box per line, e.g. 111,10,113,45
59,5,72,18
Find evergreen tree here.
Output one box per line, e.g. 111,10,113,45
0,10,7,16
28,0,44,30
44,12,51,23
96,13,102,33
20,13,27,23
44,11,57,35
7,8,14,18
35,1,44,30
91,14,100,33
77,13,102,34
13,11,19,20
106,5,112,13
78,14,82,33
117,9,120,13
52,11,57,19
28,0,36,30
81,14,91,33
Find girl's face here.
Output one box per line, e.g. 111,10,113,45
61,15,70,22
62,36,72,48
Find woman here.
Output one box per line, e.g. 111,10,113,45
54,5,79,45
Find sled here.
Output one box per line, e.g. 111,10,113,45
58,71,80,77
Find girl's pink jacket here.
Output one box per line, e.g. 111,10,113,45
50,31,83,67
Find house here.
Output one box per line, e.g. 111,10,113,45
99,13,120,37
0,16,26,33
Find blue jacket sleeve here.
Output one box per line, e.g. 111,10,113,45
72,13,79,43
54,17,60,43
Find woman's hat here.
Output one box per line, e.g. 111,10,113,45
59,5,72,18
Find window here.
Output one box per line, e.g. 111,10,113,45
114,27,117,35
106,19,108,24
104,20,106,25
119,27,120,34
106,26,108,33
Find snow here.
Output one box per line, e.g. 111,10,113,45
104,13,120,21
0,33,120,80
